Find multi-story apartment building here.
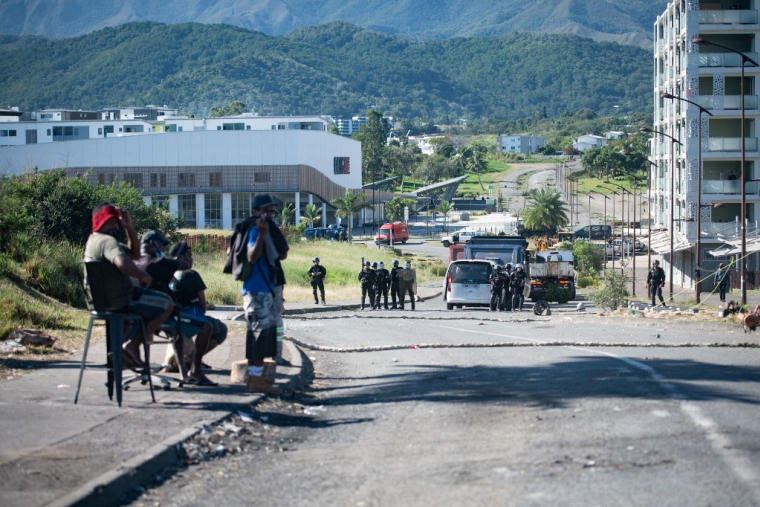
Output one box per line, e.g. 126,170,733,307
497,135,546,154
653,0,760,292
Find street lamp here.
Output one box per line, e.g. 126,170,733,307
661,92,713,303
641,126,683,301
591,190,611,272
597,185,620,271
693,37,758,305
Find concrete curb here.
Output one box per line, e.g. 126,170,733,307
50,340,304,507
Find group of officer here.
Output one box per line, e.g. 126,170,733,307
488,262,528,312
359,259,416,310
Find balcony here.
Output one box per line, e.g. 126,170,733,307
699,9,758,25
707,137,759,152
703,180,760,195
697,95,759,110
697,52,760,68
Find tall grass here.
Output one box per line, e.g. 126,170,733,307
191,240,446,304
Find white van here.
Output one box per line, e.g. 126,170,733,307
442,259,494,310
441,229,482,247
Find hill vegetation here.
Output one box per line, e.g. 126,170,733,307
0,0,669,47
0,21,652,121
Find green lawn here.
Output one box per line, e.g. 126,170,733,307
456,160,513,197
573,171,647,196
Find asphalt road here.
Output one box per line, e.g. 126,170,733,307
130,301,760,507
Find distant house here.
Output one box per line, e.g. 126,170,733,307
605,131,625,140
408,135,444,155
497,135,546,154
573,134,607,152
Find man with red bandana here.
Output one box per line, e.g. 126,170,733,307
83,203,174,366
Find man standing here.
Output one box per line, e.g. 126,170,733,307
714,263,730,302
510,263,527,312
646,259,667,307
390,259,401,309
358,261,376,310
398,260,416,310
308,257,327,305
83,204,172,367
242,194,281,394
375,261,390,310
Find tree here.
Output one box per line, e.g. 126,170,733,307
414,155,458,184
209,101,247,117
299,203,322,228
354,109,389,184
465,146,488,191
384,197,416,222
279,203,295,226
436,200,455,233
330,189,371,242
429,137,456,158
523,187,569,231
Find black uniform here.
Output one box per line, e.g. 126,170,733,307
715,266,730,302
390,265,401,309
647,265,667,306
489,269,507,311
510,269,527,311
358,268,376,310
374,268,390,309
308,264,327,303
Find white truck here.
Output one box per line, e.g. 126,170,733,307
528,250,576,301
441,228,482,247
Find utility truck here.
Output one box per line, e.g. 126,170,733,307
528,250,576,301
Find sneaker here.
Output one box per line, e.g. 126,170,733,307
314,301,319,305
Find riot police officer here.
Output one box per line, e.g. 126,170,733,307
359,260,376,310
390,259,402,309
374,261,390,309
307,256,326,305
489,265,507,311
646,259,667,307
510,263,527,312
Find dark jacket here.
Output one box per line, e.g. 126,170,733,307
224,216,289,284
308,264,326,283
647,266,666,286
359,269,376,286
390,266,401,286
375,268,390,287
510,270,527,290
715,267,730,287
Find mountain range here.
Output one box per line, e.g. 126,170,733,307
0,0,668,48
0,21,652,120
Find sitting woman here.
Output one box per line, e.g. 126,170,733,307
164,241,228,386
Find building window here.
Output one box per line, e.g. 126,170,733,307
178,126,183,132
153,195,170,209
108,174,116,185
271,125,277,130
124,173,143,188
25,130,37,144
97,174,106,185
254,172,270,183
209,172,222,187
104,125,114,135
205,194,223,228
334,157,350,174
231,193,250,222
217,126,222,130
8,130,16,137
222,123,244,130
47,129,51,136
246,125,251,130
178,173,195,187
178,195,196,227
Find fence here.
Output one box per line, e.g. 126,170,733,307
182,234,229,253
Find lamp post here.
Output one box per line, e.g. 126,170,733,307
591,191,611,272
598,186,619,271
661,92,713,303
641,127,683,301
693,37,758,305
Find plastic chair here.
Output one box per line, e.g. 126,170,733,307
74,261,155,407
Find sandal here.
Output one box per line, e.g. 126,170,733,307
121,348,147,369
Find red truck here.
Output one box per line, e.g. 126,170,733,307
374,222,409,244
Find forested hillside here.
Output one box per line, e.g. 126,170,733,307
0,21,652,120
0,0,668,47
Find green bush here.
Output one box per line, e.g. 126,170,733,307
576,275,596,288
544,285,570,303
589,270,629,310
572,240,604,275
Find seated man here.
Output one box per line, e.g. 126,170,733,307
135,231,217,386
166,241,228,384
83,204,174,367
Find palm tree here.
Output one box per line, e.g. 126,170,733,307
468,149,488,191
299,203,322,228
523,187,569,231
436,200,455,233
330,189,371,242
279,203,295,227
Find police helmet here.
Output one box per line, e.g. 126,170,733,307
494,264,503,272
313,257,320,262
364,260,371,266
392,259,399,266
372,262,378,268
505,263,514,271
516,263,524,269
653,260,660,265
378,262,385,268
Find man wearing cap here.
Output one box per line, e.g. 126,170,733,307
374,261,390,310
168,241,228,385
83,204,174,367
398,260,416,310
714,262,731,302
390,259,402,309
308,257,327,305
646,259,667,307
242,194,284,394
358,261,376,310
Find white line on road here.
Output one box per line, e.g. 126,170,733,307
435,324,760,501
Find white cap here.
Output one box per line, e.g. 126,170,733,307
404,261,411,268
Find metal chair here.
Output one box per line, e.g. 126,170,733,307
74,261,155,406
123,308,186,392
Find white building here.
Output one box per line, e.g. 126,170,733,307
572,134,607,152
653,0,760,292
605,131,625,140
496,135,546,154
0,128,363,230
335,116,367,136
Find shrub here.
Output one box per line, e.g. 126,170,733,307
572,240,604,275
544,285,570,303
576,276,596,289
589,271,629,310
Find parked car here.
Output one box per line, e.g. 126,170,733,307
303,227,327,240
611,238,634,254
574,225,612,240
441,228,482,247
442,259,494,310
374,222,409,244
